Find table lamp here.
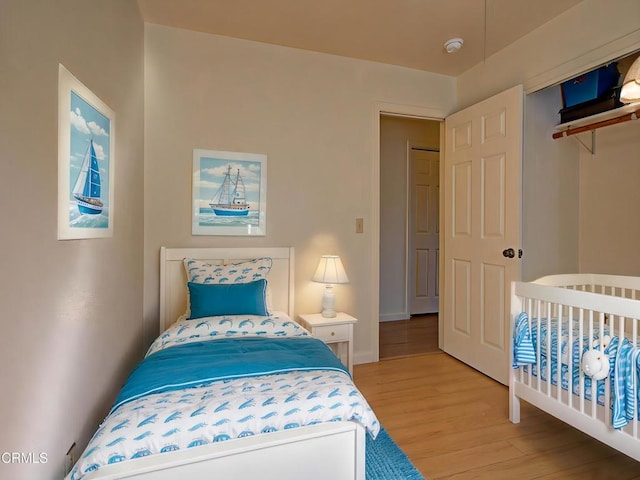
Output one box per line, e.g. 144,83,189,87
621,55,640,103
312,255,349,318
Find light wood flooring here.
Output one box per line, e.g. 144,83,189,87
358,323,640,479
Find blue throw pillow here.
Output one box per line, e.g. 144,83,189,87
187,279,269,319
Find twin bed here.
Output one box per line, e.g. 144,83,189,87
510,273,640,462
68,247,379,480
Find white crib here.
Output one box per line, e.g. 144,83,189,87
510,273,640,462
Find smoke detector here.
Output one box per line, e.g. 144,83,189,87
444,38,464,54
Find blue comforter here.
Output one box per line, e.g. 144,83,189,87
111,337,349,414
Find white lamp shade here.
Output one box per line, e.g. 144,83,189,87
312,255,349,284
620,56,640,103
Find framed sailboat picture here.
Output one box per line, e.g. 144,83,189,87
192,149,267,236
57,64,115,239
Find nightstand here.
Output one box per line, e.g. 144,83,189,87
297,312,357,374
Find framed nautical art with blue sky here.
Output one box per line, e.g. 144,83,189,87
192,149,267,236
57,64,115,240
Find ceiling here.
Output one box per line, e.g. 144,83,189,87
137,0,584,77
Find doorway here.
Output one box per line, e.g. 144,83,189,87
379,313,439,359
379,114,441,359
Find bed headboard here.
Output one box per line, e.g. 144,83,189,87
159,247,295,333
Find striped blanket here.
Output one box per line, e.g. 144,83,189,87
513,312,640,428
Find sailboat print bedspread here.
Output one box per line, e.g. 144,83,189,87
71,314,380,480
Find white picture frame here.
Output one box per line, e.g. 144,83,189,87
57,64,115,240
192,149,267,236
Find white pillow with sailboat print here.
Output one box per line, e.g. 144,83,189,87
182,257,273,317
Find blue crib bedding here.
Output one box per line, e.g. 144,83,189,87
512,312,640,428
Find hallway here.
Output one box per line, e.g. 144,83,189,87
379,314,439,359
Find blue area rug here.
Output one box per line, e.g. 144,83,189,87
366,426,424,479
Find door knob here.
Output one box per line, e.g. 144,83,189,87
502,248,515,258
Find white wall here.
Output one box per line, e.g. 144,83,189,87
379,116,440,320
579,120,640,274
522,86,580,280
0,2,144,479
143,24,456,363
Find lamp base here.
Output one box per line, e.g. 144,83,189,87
321,309,337,318
321,284,337,318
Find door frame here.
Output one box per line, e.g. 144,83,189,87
372,103,448,362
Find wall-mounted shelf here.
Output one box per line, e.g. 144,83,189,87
553,102,640,139
552,102,640,155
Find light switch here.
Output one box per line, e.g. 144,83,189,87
355,218,364,234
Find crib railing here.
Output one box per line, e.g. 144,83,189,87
510,275,640,462
533,273,640,337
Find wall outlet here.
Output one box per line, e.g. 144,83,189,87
64,443,77,476
355,218,364,234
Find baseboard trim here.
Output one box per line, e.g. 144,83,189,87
379,313,408,322
354,349,375,365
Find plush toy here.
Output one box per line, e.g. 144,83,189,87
594,334,611,350
581,348,610,380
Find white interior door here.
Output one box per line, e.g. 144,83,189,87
442,85,523,385
409,148,439,314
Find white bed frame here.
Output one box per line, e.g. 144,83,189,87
510,273,640,462
75,247,366,480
